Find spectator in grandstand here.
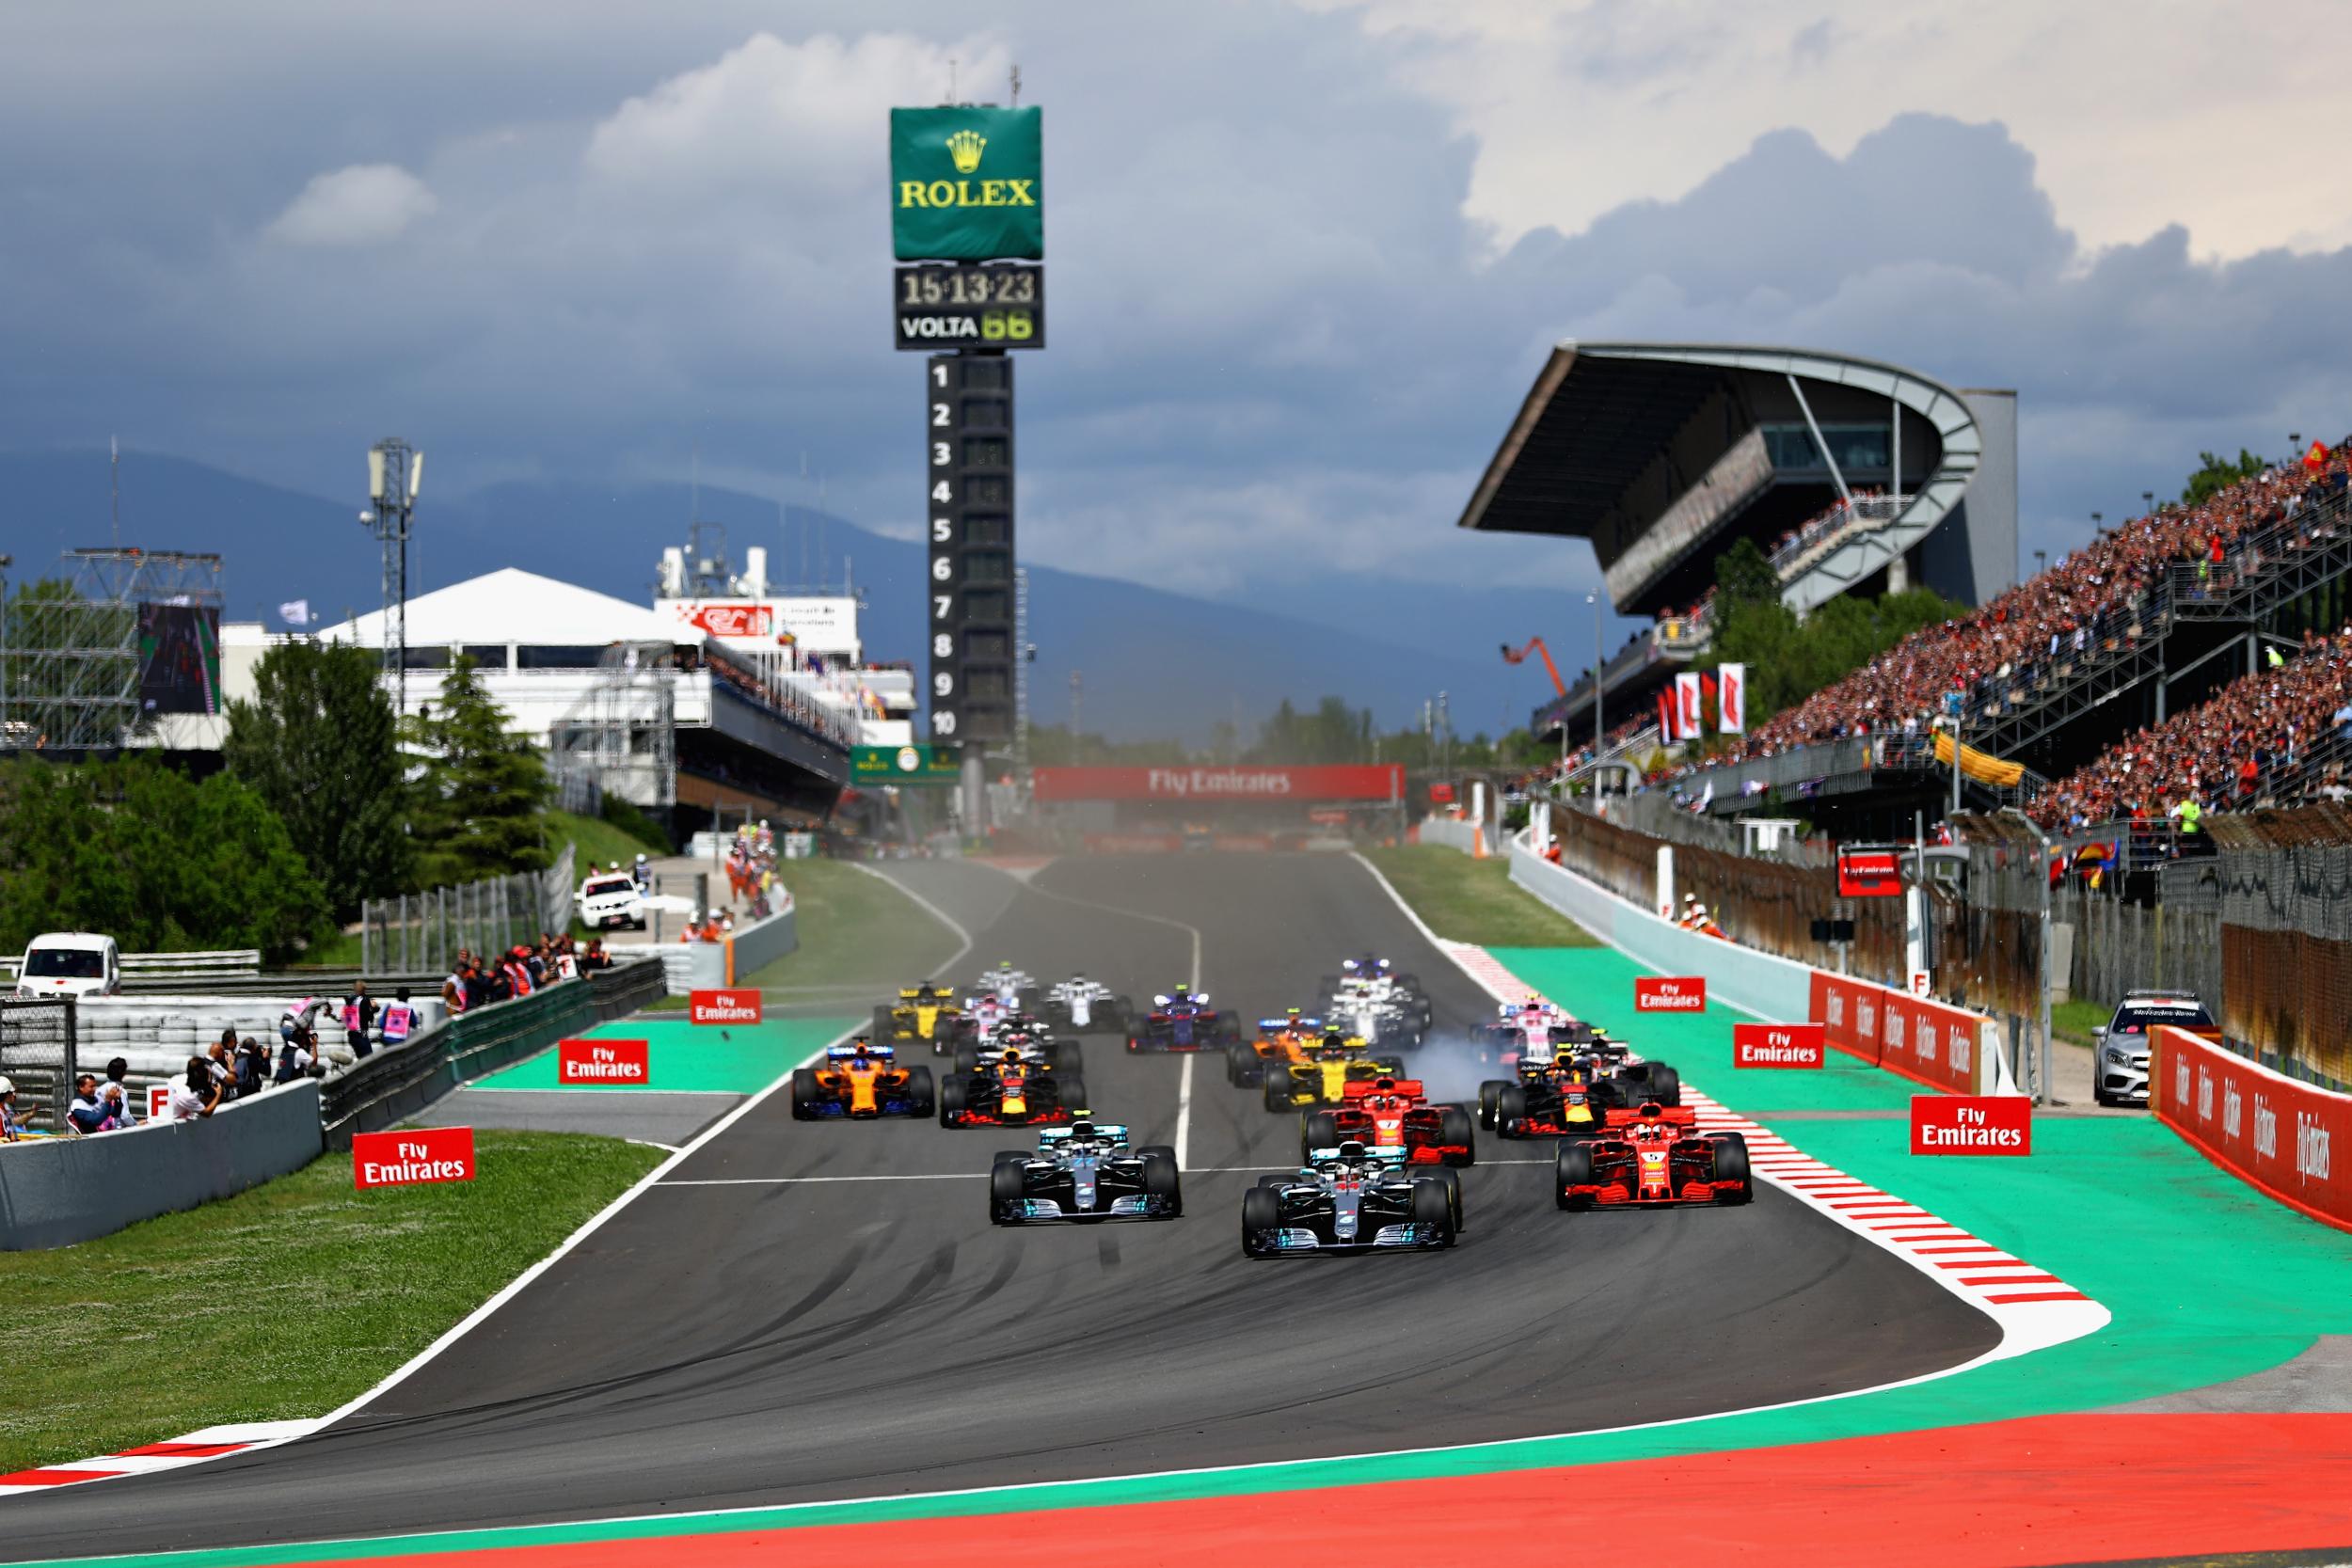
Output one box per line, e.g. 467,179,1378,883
167,1057,220,1121
102,1056,137,1124
66,1073,115,1134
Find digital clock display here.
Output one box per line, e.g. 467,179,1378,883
894,263,1045,351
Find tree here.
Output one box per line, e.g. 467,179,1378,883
404,655,552,886
2182,448,2267,508
0,757,329,962
223,639,409,918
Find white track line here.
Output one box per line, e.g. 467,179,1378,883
1175,1053,1195,1171
658,1173,983,1185
849,863,977,979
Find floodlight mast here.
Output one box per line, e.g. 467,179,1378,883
362,438,421,719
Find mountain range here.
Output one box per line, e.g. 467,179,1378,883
0,448,1613,741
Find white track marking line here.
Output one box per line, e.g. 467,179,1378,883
1175,1053,1195,1171
850,863,977,978
658,1173,983,1185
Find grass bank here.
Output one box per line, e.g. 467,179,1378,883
739,859,963,995
1360,845,1598,948
0,1131,662,1475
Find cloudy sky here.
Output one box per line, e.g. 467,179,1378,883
5,1,2350,606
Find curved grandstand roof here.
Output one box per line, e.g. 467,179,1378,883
1455,341,2003,617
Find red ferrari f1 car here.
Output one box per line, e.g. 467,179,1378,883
1302,1077,1474,1167
1554,1102,1750,1210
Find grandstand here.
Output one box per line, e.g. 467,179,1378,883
1458,342,2017,757
1649,440,2352,832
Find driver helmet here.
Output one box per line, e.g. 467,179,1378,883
1317,1032,1352,1059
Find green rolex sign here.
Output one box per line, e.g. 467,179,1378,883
852,744,962,785
890,106,1042,261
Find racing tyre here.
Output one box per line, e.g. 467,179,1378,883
954,1042,983,1075
1140,1148,1183,1216
939,1076,968,1128
1055,1075,1089,1115
1053,1041,1085,1077
993,1148,1032,1168
1226,1041,1260,1087
1242,1185,1282,1258
1555,1139,1595,1211
903,1065,936,1116
1496,1085,1529,1139
1300,1110,1340,1160
1477,1080,1505,1130
1642,1064,1683,1107
1710,1132,1753,1205
1263,1073,1295,1114
1410,1178,1455,1245
1020,987,1045,1015
871,1006,895,1042
789,1067,821,1120
990,1159,1028,1223
1430,1164,1465,1232
1438,1104,1476,1167
1256,1172,1294,1189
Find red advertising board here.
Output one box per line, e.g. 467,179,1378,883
1032,765,1403,803
689,988,762,1024
558,1037,650,1085
2153,1026,2352,1233
1428,783,1456,804
677,602,773,639
1732,1022,1825,1069
1810,971,1980,1095
1910,1095,2031,1155
1836,846,1905,898
353,1126,477,1190
1634,976,1707,1013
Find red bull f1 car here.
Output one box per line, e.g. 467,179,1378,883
940,1052,1088,1128
1304,1077,1474,1167
1554,1102,1751,1210
789,1039,935,1120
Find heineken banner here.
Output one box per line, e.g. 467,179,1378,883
891,106,1043,261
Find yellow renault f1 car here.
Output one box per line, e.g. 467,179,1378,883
1262,1032,1406,1112
875,984,977,1055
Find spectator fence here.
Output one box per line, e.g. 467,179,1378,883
360,844,576,977
0,997,76,1132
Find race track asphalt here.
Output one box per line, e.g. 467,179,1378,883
4,853,1998,1563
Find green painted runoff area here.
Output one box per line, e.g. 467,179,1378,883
469,1015,857,1094
46,942,2352,1568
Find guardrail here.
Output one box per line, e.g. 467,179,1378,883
1,949,262,985
319,957,665,1147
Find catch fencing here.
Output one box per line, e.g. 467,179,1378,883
2207,805,2352,1088
359,844,576,977
0,998,76,1132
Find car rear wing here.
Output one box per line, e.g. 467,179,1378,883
1600,1104,1696,1128
1339,1078,1425,1101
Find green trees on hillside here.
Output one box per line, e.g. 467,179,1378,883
2182,449,2269,508
403,655,552,886
1698,538,1965,730
0,758,329,962
224,640,409,918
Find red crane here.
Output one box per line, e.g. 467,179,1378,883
1501,638,1566,697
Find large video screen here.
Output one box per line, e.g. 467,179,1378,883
137,603,221,715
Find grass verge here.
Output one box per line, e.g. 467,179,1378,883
739,859,963,995
547,808,664,877
2053,996,2107,1045
1361,845,1598,948
0,1130,663,1475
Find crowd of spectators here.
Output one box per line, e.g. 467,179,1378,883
1706,441,2352,770
2029,626,2352,831
440,931,606,1018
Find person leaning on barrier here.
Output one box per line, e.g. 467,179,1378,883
0,1076,31,1140
66,1073,117,1135
379,989,418,1050
167,1058,220,1121
103,1057,138,1124
342,980,377,1060
234,1035,269,1097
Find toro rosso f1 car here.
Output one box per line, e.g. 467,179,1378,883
989,1121,1182,1224
790,1039,935,1120
1127,988,1241,1053
1304,1076,1474,1167
1554,1102,1751,1210
1241,1141,1459,1257
940,1050,1088,1128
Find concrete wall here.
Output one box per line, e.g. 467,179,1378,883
726,902,799,985
1418,816,1490,856
0,1081,324,1252
78,994,451,1088
1506,832,1818,1024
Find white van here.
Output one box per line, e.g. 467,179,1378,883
576,874,647,931
14,932,122,999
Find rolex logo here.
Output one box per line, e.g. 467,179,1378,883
946,129,986,174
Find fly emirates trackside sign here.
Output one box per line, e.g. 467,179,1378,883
690,989,761,1024
559,1037,649,1085
1733,1022,1824,1068
1029,765,1403,802
1635,976,1706,1013
1911,1095,2031,1155
353,1127,476,1190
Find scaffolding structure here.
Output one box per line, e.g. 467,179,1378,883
0,548,223,752
548,641,679,812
